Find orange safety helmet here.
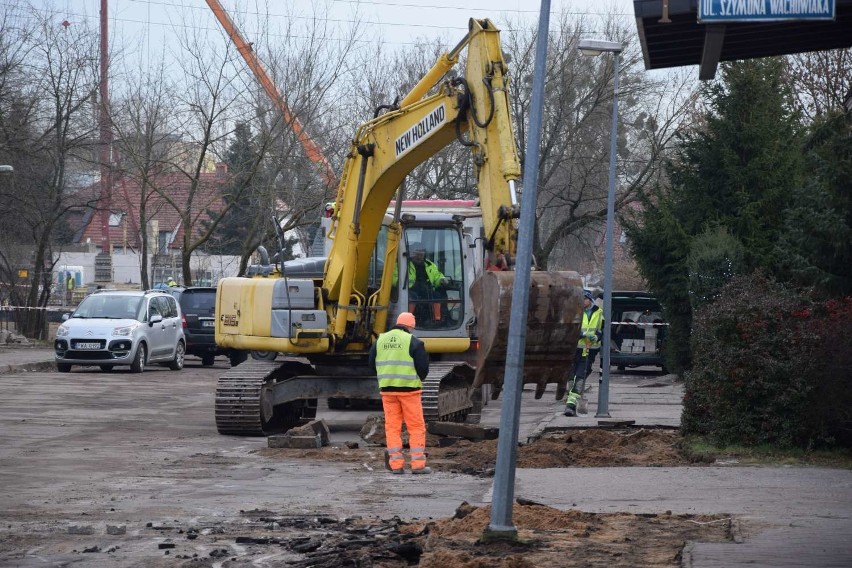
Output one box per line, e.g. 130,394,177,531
396,312,416,329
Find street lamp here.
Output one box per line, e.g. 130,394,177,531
578,38,622,418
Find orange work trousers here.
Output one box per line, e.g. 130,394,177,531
380,390,427,471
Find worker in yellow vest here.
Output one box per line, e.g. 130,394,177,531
369,312,431,474
65,273,75,304
565,289,604,416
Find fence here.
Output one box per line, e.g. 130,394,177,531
0,305,67,341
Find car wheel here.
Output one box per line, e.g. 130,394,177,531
100,365,113,372
201,355,215,366
168,341,185,371
130,343,146,373
228,350,248,367
617,365,626,371
57,363,71,373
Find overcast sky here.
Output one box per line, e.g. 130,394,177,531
38,0,640,60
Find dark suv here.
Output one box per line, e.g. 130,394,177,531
165,287,246,366
609,291,667,372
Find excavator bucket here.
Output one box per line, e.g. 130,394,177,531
470,270,584,401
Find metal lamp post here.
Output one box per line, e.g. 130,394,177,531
577,39,622,418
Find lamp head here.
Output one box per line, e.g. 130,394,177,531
578,39,623,56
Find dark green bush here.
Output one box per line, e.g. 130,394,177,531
683,272,852,448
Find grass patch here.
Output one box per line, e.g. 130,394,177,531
681,435,852,469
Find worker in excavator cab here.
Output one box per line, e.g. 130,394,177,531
394,242,450,324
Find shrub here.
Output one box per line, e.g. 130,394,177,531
683,272,852,448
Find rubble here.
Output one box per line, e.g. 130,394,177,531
268,419,331,448
0,330,32,345
44,504,730,567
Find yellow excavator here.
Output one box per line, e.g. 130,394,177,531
212,17,584,435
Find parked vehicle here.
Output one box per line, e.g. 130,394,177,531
164,286,247,367
609,291,667,372
54,289,185,373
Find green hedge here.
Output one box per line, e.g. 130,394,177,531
683,272,852,448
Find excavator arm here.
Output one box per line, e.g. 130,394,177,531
325,19,523,341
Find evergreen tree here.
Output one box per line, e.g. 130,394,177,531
206,122,261,256
624,58,807,372
776,110,852,295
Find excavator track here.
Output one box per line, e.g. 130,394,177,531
215,360,282,436
421,362,477,423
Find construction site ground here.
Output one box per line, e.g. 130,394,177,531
0,346,850,567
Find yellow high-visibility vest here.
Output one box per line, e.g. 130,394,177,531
374,329,421,389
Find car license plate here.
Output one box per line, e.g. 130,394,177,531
75,342,100,350
202,320,214,328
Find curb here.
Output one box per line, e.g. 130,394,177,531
0,361,55,375
527,411,558,443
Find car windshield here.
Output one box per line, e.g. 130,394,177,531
73,295,142,320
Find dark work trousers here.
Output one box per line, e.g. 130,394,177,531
571,347,599,394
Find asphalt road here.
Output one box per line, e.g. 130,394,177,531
1,358,851,567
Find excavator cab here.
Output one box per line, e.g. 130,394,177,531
397,227,465,331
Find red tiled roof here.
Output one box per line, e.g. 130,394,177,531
78,167,229,250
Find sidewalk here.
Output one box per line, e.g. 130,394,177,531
479,370,682,442
0,346,56,374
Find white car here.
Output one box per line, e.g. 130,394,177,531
54,289,185,373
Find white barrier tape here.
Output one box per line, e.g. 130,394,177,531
612,321,669,326
0,306,69,311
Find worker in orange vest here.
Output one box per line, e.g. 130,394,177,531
369,312,431,474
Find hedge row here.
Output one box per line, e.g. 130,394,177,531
682,272,852,448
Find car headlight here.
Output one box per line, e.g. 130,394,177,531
56,325,70,337
113,323,140,337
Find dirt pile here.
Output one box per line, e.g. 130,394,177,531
413,502,732,567
261,428,695,475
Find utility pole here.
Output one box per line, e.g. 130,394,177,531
96,0,114,285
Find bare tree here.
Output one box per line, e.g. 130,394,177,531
788,48,852,121
504,12,695,273
114,4,364,284
220,3,363,270
110,61,177,289
0,2,100,337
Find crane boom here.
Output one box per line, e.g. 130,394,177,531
205,0,336,188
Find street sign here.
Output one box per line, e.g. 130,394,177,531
699,0,836,22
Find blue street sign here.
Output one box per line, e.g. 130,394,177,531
699,0,836,22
